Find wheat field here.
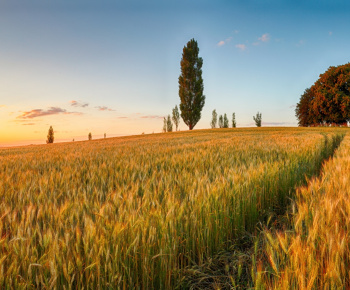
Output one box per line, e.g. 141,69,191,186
257,134,350,289
0,127,345,289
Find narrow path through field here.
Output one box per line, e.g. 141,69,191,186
259,133,350,288
179,132,346,289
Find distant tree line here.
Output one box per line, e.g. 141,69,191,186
163,38,262,132
48,38,266,144
210,110,236,128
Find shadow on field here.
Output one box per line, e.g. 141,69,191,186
178,133,345,290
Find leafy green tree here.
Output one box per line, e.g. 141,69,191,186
253,112,262,127
88,132,92,140
218,115,223,128
223,113,229,128
178,38,205,130
163,117,167,133
211,109,217,128
232,112,236,128
46,126,54,144
296,63,350,126
172,105,180,131
166,115,173,132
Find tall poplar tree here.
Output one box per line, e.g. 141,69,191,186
178,38,205,130
172,105,180,131
166,115,173,132
211,109,217,128
223,113,229,128
218,115,224,128
232,112,236,128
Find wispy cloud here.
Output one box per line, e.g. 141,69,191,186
259,33,270,42
217,40,225,47
70,100,89,108
329,31,333,36
22,123,36,126
289,104,296,109
17,107,82,119
0,105,5,108
140,115,163,119
95,106,115,111
217,36,232,47
235,44,247,51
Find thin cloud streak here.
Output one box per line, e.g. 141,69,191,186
140,115,163,119
17,107,82,119
70,100,89,108
95,106,115,111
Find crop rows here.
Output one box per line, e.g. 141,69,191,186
0,128,344,288
258,134,350,289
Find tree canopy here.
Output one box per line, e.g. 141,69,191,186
178,38,205,130
296,63,350,126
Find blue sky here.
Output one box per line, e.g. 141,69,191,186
1,0,350,145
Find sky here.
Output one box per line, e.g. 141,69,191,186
1,0,350,146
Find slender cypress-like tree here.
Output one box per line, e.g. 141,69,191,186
166,115,173,132
218,115,224,128
172,105,180,131
46,126,54,144
211,109,217,128
163,117,167,133
223,113,229,128
178,38,205,130
88,132,92,140
232,113,236,128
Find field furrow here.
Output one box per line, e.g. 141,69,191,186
0,128,345,288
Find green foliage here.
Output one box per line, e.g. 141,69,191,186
296,63,350,126
218,115,223,128
178,38,205,130
211,109,217,129
166,115,173,132
223,113,229,128
88,132,92,140
46,126,54,144
163,117,167,133
253,112,262,127
172,105,180,131
232,113,236,128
